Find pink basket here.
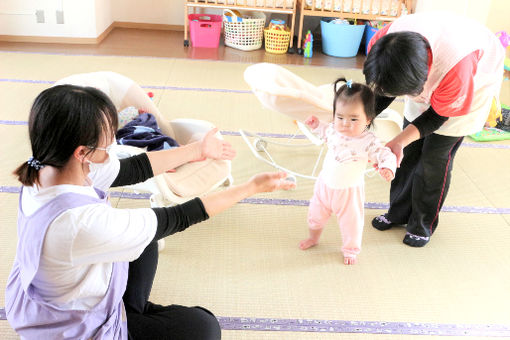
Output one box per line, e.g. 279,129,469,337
189,14,222,48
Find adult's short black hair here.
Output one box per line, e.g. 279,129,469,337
363,31,430,97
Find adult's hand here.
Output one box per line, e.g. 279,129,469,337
248,172,296,194
383,124,420,167
385,139,404,167
200,172,295,217
200,128,236,161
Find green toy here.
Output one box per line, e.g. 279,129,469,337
469,126,510,142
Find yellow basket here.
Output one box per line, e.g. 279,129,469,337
264,28,291,54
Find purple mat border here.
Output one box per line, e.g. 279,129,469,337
0,78,53,84
1,186,510,214
0,307,508,336
217,316,510,337
0,120,27,125
220,130,308,139
0,78,251,94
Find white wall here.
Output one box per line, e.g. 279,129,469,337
95,0,113,36
483,0,510,34
0,0,111,38
112,0,186,25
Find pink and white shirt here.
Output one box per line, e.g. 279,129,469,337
314,123,397,189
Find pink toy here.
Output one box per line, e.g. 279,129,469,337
496,31,510,48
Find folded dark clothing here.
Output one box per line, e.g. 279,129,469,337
496,108,510,132
116,113,179,151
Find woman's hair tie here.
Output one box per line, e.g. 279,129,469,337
27,157,44,171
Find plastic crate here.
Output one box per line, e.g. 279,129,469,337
223,10,266,51
264,28,291,54
364,25,379,55
189,14,222,48
320,19,365,57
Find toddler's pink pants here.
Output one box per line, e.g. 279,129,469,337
307,176,364,258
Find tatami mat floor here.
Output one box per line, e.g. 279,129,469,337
0,51,509,339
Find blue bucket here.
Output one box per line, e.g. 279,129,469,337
320,19,365,57
364,26,379,55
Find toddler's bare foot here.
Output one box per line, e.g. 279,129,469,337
343,256,357,265
299,238,319,250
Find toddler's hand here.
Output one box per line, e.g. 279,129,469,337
304,115,319,130
249,172,296,194
378,168,394,182
199,128,236,161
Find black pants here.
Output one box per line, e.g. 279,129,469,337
387,120,464,237
123,241,221,340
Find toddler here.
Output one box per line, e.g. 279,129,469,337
299,78,397,265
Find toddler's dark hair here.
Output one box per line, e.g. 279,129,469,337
333,77,376,128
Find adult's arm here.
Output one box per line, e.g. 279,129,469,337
385,106,448,166
111,128,235,187
375,95,396,115
111,153,153,187
151,172,295,241
110,142,203,187
412,106,449,137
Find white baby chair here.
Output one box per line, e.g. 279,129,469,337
242,63,403,182
112,118,233,208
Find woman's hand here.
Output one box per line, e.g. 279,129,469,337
248,172,296,194
384,124,421,167
304,115,320,130
199,128,236,161
200,172,296,217
385,139,404,167
378,168,394,182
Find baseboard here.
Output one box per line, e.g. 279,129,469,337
0,34,101,44
113,22,184,31
0,22,183,44
97,22,115,44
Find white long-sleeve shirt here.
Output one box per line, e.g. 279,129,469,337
22,154,157,310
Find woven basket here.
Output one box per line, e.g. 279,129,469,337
223,10,266,51
264,28,291,54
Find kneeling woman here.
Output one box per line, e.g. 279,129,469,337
6,85,294,340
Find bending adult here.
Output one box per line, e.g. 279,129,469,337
364,12,504,247
6,85,295,339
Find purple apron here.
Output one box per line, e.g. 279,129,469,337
5,188,129,339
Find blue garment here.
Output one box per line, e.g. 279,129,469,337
5,188,129,339
116,113,178,151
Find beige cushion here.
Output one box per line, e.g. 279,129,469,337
113,119,231,202
159,158,230,198
158,127,230,198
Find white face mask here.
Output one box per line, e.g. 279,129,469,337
86,142,114,174
86,155,111,174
